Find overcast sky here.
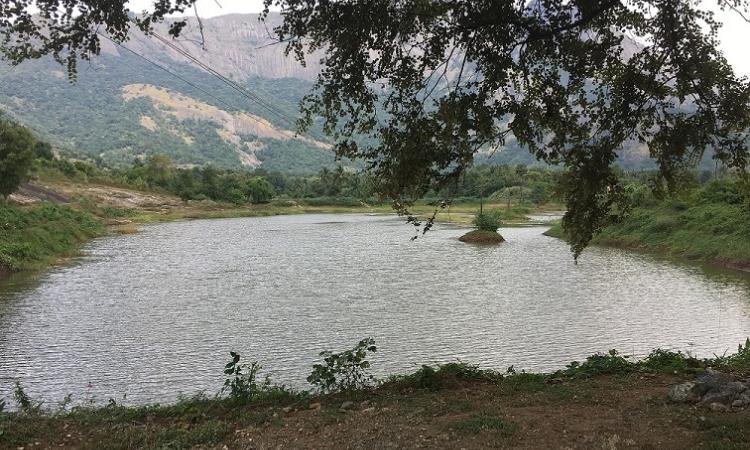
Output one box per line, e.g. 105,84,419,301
127,0,750,76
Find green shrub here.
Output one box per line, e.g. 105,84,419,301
473,209,502,231
389,362,500,391
307,338,377,393
220,352,291,402
639,349,693,373
0,117,35,198
561,350,634,378
715,339,750,369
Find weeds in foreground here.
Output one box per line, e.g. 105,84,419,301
561,349,634,378
13,382,43,415
307,337,377,393
221,351,297,404
714,338,750,369
386,362,502,391
5,338,750,423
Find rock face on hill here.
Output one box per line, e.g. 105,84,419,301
0,13,668,172
100,14,324,82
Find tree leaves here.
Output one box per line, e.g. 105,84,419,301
3,1,749,257
260,0,750,257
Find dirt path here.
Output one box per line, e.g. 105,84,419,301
9,183,70,204
240,375,710,450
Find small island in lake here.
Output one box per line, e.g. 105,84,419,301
459,209,505,244
459,229,505,244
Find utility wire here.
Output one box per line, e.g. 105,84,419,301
97,32,271,128
149,31,300,128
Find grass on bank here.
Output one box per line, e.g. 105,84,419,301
546,181,750,270
0,202,105,272
3,341,750,450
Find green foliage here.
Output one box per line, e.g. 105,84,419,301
715,339,750,369
221,352,266,400
435,164,559,204
0,202,104,271
13,382,43,415
562,350,634,378
389,362,501,391
34,141,54,160
639,349,693,374
307,338,377,393
473,209,502,231
220,352,290,402
122,157,280,205
244,177,275,204
0,117,35,198
550,176,750,267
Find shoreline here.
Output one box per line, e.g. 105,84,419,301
1,181,558,280
543,226,750,275
4,348,750,449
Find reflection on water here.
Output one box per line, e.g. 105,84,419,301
1,214,749,406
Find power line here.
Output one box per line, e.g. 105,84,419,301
96,32,271,129
149,31,300,128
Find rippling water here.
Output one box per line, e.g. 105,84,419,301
1,214,749,406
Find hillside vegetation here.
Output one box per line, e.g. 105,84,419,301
0,12,710,173
0,53,335,172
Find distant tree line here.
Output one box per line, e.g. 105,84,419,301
32,151,563,207
5,110,742,211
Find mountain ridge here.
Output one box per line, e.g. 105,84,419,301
0,13,661,172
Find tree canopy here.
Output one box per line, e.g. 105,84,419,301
2,0,749,256
0,117,35,198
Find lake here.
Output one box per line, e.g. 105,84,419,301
1,214,749,406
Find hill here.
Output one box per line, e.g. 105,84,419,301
0,13,698,173
0,14,337,173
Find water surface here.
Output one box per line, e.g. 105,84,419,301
1,214,749,406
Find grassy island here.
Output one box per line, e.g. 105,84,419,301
460,208,506,244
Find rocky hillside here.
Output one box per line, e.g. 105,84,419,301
0,14,336,173
0,13,671,172
103,13,324,82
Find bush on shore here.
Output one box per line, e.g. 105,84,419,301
0,202,104,272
